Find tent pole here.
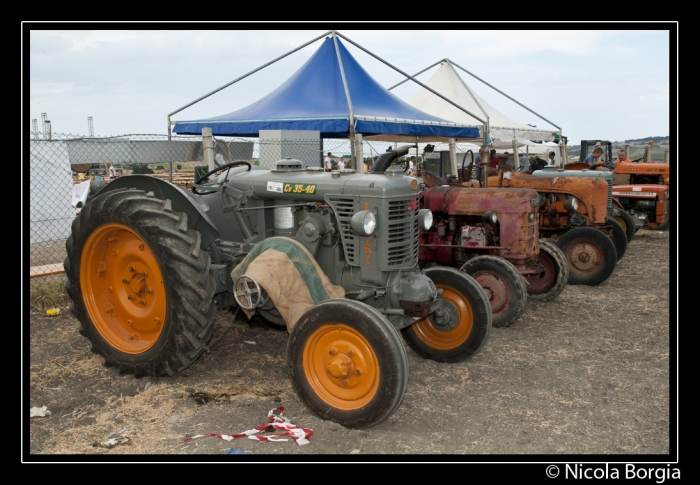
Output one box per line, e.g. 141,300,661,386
332,32,356,161
449,138,457,179
481,122,490,188
446,60,489,122
386,60,444,90
355,133,364,172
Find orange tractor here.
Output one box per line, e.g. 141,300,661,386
446,151,626,286
565,140,670,233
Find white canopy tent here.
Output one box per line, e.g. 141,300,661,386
390,60,568,170
405,61,558,142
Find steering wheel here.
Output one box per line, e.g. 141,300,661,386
461,150,474,181
192,161,252,195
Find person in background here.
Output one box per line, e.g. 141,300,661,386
477,149,499,171
488,149,499,169
407,156,417,176
337,157,345,170
107,162,117,180
525,157,540,174
323,152,333,172
504,152,514,167
617,149,631,165
583,146,611,169
548,151,556,166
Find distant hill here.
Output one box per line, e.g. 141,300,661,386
623,136,669,143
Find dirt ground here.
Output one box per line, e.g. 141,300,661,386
25,229,674,462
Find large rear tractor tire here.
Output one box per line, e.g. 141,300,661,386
459,255,527,328
64,188,216,378
286,299,408,429
613,209,637,242
402,267,492,363
555,226,617,286
524,239,569,301
606,218,628,262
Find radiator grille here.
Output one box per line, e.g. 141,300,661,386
327,197,357,264
386,198,419,268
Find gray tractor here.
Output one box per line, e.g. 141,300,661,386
64,146,492,429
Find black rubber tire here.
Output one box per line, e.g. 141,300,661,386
525,239,569,301
286,299,408,429
655,205,670,231
555,226,617,286
459,255,527,328
402,267,492,363
606,218,628,262
613,209,637,242
64,188,216,378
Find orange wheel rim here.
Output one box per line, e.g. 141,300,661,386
302,324,379,410
80,223,167,354
411,285,474,351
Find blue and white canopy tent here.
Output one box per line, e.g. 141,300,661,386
169,32,482,166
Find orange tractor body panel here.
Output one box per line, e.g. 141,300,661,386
488,173,610,226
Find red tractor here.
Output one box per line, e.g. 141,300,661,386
390,147,569,329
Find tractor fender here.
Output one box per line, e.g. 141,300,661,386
94,174,219,249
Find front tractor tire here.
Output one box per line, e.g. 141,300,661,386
524,239,569,301
606,218,628,262
459,255,527,328
402,267,492,363
286,300,408,429
613,209,637,242
555,226,617,286
64,188,216,378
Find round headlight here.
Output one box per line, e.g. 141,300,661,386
564,197,579,212
350,210,376,236
418,209,433,230
482,211,498,224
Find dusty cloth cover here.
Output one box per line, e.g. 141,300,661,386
230,237,346,330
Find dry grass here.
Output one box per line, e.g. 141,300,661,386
29,276,71,313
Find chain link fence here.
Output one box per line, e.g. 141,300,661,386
31,132,465,288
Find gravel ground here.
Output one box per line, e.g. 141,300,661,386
25,229,674,463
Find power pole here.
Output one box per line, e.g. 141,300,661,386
88,116,94,137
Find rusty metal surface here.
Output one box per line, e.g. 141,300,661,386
419,186,539,264
491,174,609,224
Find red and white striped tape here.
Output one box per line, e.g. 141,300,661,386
184,407,313,446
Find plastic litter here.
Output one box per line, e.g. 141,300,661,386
184,407,313,446
30,406,51,417
225,447,249,454
46,308,60,316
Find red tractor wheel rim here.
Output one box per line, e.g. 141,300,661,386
470,270,509,317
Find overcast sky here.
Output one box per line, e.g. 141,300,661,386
26,26,674,144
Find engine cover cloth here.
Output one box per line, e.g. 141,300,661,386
231,237,345,330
